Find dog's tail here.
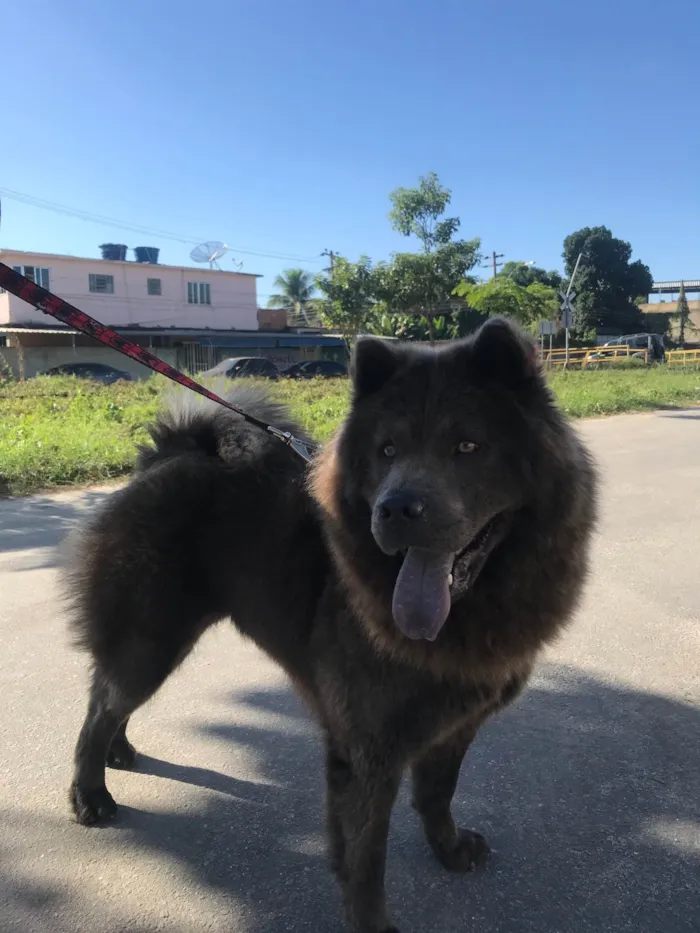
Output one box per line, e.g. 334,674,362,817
137,380,311,469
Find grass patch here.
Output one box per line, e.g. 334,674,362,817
550,367,700,417
1,367,699,497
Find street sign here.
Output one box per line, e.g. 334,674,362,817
539,321,556,335
559,291,576,330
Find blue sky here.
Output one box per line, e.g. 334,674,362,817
2,0,698,304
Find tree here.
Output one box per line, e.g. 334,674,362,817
671,282,698,347
454,277,558,328
381,173,481,343
499,261,563,291
562,227,653,338
315,255,379,349
267,268,316,324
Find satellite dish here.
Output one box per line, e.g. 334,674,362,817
190,240,229,269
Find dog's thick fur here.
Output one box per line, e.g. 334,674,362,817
66,320,596,933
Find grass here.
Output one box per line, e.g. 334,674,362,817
1,367,699,497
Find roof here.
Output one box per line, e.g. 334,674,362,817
0,248,262,278
0,327,79,335
0,324,346,347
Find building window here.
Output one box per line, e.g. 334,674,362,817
88,273,114,294
13,265,50,289
147,278,162,296
187,282,211,305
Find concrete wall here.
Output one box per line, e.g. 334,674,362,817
640,300,700,342
0,345,177,380
257,307,288,330
0,250,259,330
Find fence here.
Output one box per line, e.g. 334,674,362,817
666,349,700,368
541,345,647,369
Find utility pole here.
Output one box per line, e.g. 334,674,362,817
321,249,337,273
482,250,505,278
561,251,583,366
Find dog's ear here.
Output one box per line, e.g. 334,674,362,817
352,337,399,398
469,317,539,389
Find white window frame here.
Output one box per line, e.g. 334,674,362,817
187,282,211,305
12,265,50,289
88,273,115,294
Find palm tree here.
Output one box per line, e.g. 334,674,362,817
267,268,316,324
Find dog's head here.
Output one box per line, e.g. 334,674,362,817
331,318,554,642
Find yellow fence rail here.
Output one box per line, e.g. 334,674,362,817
666,349,700,367
541,345,647,369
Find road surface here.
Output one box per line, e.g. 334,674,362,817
0,411,698,932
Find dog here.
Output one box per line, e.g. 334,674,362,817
66,318,597,933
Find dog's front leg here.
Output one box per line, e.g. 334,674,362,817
411,727,490,873
326,743,402,933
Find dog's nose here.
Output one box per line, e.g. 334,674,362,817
378,493,426,522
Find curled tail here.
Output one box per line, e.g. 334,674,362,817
137,381,312,470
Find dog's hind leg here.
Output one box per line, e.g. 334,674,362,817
106,718,136,770
411,728,490,873
70,634,197,826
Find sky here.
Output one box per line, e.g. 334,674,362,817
2,0,698,305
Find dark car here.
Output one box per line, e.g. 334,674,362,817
40,362,133,384
202,357,279,380
283,360,347,379
281,362,307,379
588,333,665,365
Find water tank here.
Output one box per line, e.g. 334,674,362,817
134,246,160,264
100,243,128,261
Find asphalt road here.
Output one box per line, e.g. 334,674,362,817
1,411,698,933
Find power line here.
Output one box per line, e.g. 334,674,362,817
0,186,323,264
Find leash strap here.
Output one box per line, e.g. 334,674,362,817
0,262,315,463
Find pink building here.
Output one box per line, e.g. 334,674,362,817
0,245,347,379
0,247,259,330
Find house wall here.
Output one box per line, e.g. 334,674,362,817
0,345,177,380
0,250,259,330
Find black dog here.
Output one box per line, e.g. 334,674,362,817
66,319,597,933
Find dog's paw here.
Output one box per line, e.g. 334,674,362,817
70,782,118,825
434,828,490,873
107,738,137,770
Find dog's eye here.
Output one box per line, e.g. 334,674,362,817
456,440,479,455
383,443,396,458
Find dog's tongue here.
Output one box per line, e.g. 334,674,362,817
391,548,454,641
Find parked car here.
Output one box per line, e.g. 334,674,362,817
201,357,279,380
588,333,665,365
282,360,347,379
39,362,132,384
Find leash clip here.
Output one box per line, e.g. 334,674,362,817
267,425,315,464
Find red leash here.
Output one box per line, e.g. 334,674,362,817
0,262,315,463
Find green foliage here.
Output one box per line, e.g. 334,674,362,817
388,171,460,250
454,277,558,327
370,310,461,342
267,268,316,322
499,261,564,290
562,227,653,337
671,282,699,347
381,173,480,342
315,255,379,347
